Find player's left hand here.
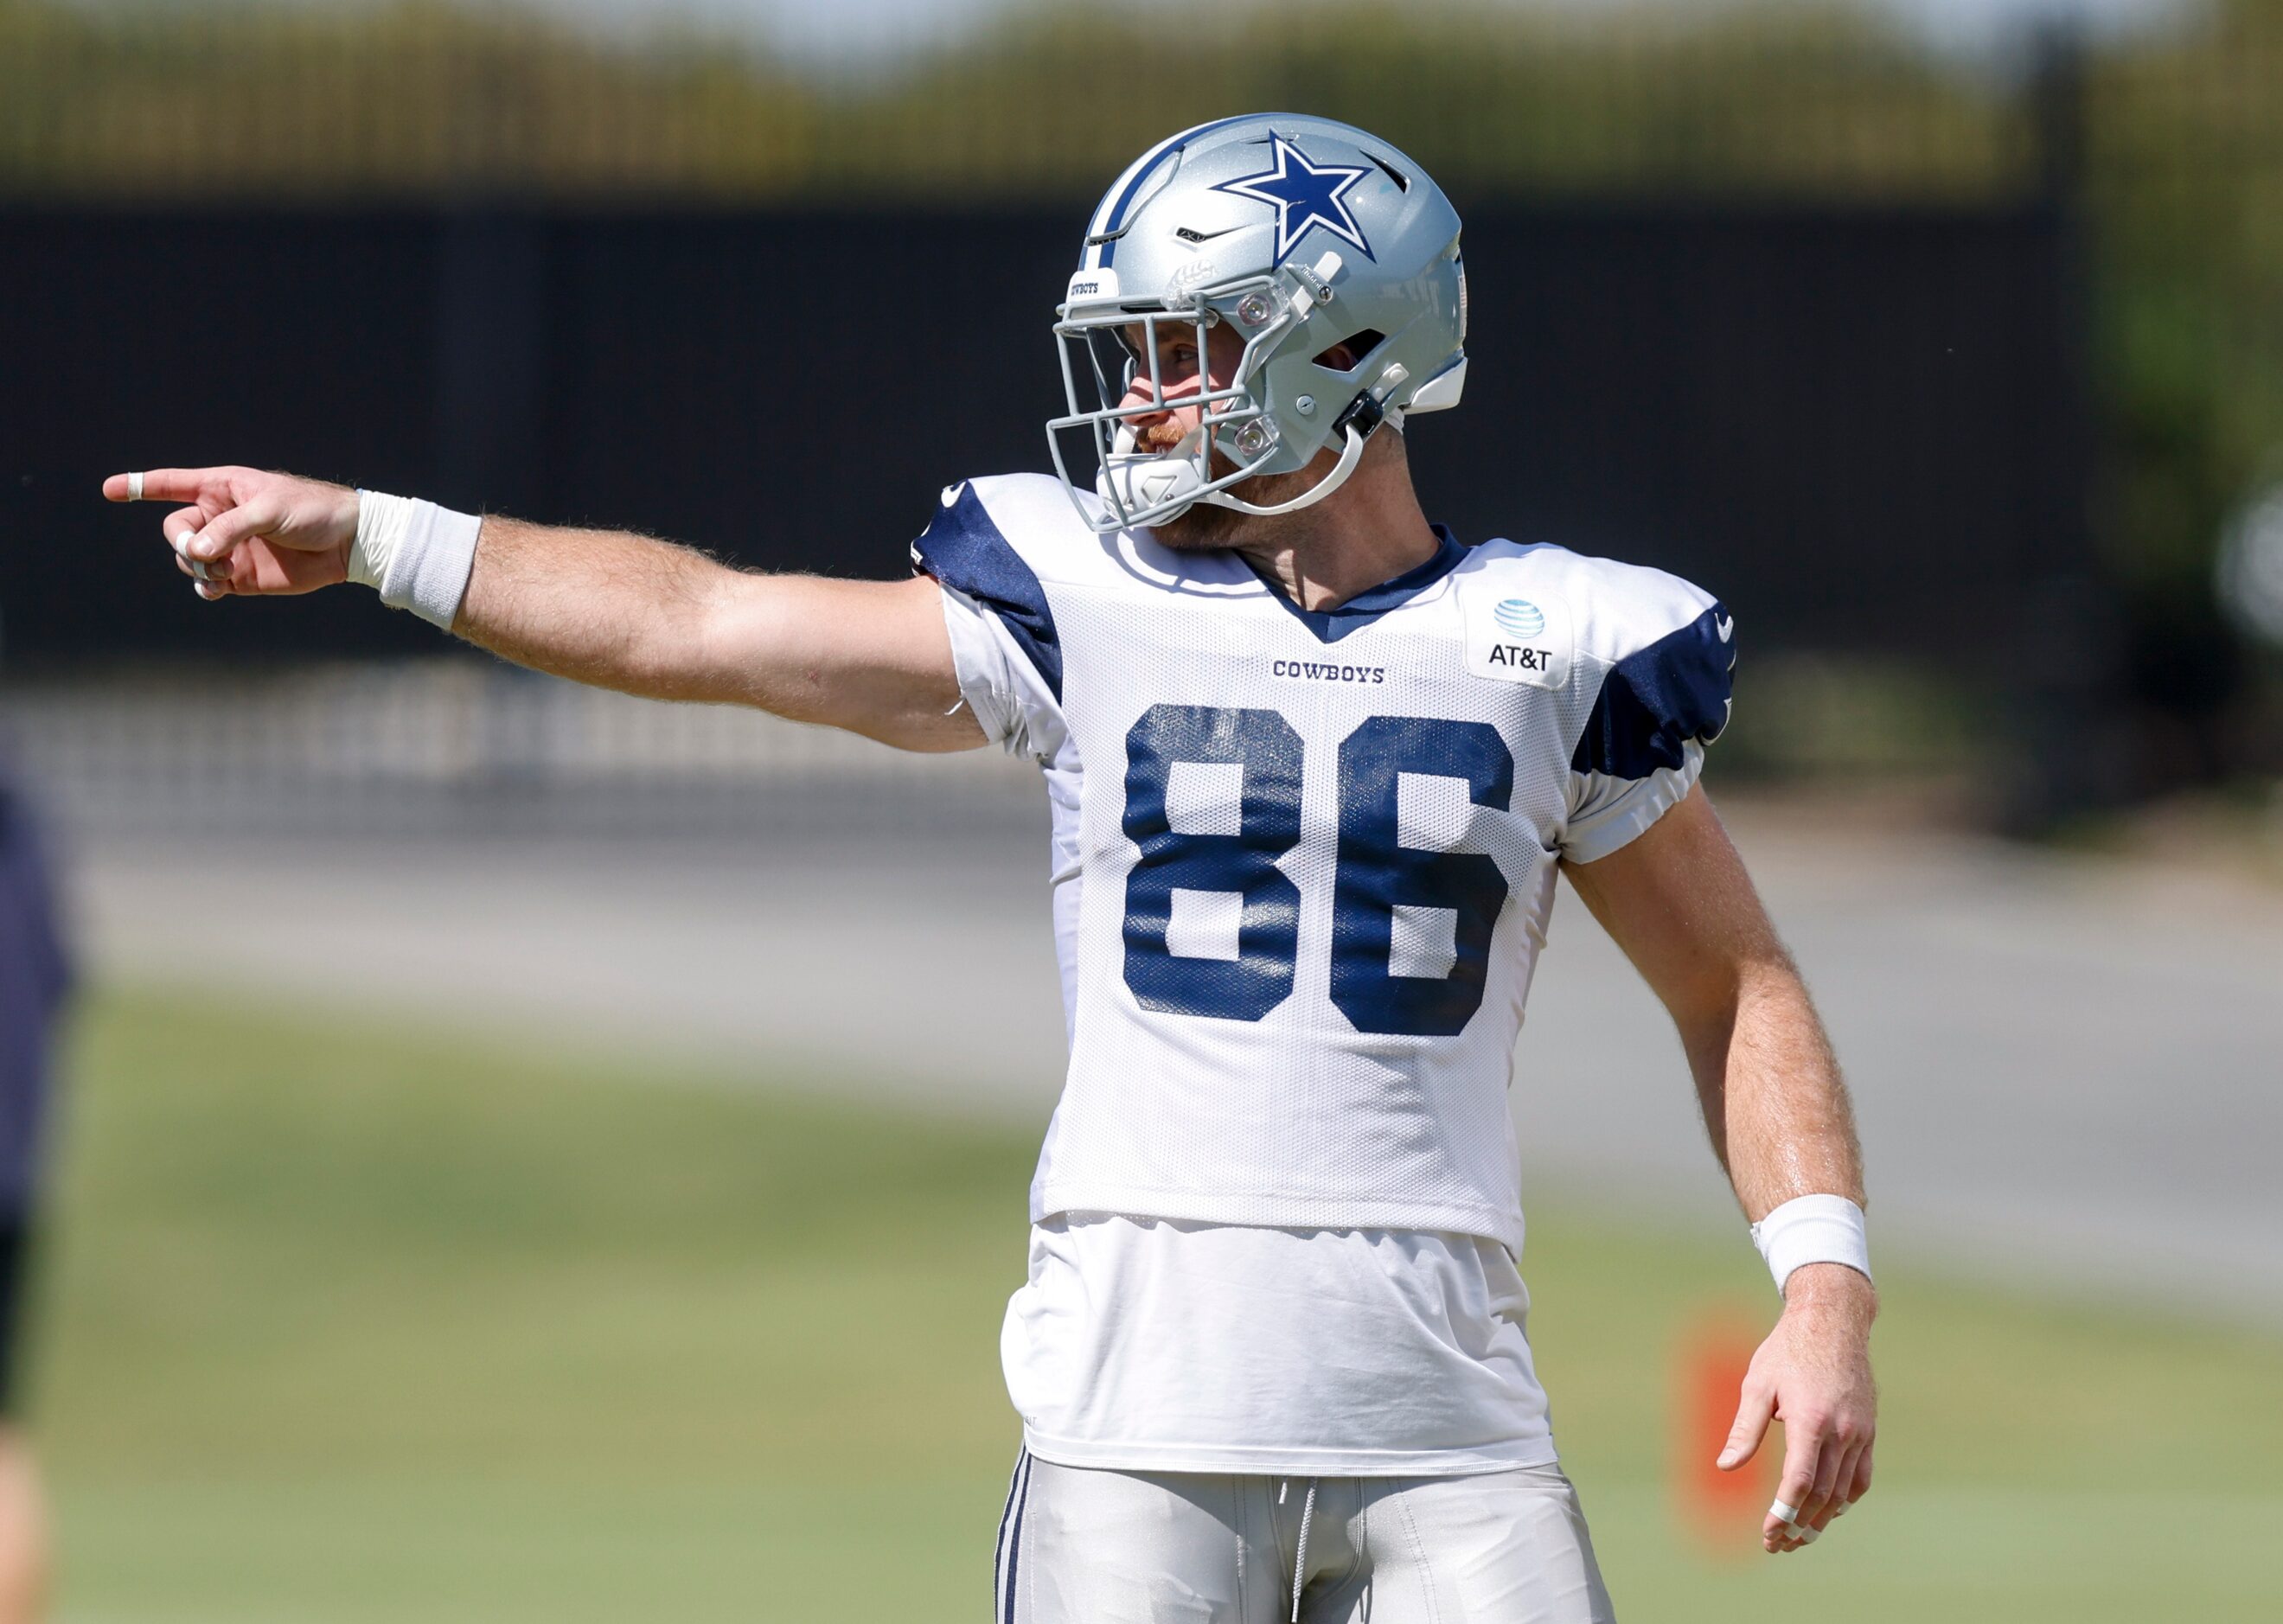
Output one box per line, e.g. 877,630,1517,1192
1717,1262,1877,1554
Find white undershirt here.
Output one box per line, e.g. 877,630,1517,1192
1001,1213,1559,1478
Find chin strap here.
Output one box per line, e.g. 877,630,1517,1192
1099,379,1397,529
1205,387,1385,519
1204,422,1367,517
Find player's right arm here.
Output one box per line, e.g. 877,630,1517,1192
100,466,985,753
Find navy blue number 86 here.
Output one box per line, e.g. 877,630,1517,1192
1121,704,1514,1036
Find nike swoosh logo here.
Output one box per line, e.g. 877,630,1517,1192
941,482,968,508
1716,616,1734,643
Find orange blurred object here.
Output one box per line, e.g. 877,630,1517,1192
1672,1308,1774,1557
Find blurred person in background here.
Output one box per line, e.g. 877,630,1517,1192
103,115,1877,1621
0,750,69,1624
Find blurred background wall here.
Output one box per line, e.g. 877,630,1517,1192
0,0,2279,828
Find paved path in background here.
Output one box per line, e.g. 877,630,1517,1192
66,805,2283,1327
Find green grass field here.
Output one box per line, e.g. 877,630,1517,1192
30,989,2283,1622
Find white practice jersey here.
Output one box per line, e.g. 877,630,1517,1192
917,473,1733,1253
1003,1213,1560,1476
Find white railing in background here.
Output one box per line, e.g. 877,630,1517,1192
0,661,1039,843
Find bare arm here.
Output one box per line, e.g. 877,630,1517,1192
101,466,984,752
1563,785,1875,1553
1562,787,1864,1212
457,515,980,749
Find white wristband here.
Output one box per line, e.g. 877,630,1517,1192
1750,1194,1871,1296
349,490,482,630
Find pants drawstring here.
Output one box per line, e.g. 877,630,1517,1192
1289,1478,1317,1623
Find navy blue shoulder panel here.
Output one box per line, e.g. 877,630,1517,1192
1570,604,1735,780
911,483,1063,704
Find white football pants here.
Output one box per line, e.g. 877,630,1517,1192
993,1453,1617,1624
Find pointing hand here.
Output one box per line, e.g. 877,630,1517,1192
105,466,360,600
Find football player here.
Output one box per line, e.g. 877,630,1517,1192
0,760,68,1624
106,114,1874,1622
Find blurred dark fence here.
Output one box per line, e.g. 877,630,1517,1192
7,202,2077,670
2,0,2278,807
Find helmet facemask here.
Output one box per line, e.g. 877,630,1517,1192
1048,256,1377,536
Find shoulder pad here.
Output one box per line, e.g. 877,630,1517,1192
911,476,1071,700
1474,541,1734,780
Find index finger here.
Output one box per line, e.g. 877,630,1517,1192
103,468,224,505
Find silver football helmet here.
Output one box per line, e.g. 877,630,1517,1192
1048,113,1468,534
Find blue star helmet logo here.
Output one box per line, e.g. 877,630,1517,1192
1213,132,1376,265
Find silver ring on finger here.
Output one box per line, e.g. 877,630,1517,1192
127,470,145,502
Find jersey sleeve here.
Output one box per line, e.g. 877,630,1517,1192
1560,595,1735,863
910,481,1067,763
